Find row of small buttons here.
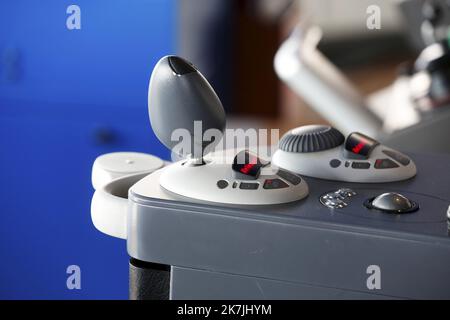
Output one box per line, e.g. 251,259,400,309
329,158,401,169
217,169,301,191
329,149,410,170
216,178,290,190
320,188,357,209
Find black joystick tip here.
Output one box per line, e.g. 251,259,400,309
168,56,197,75
279,125,345,153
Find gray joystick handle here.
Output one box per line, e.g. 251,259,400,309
148,56,226,161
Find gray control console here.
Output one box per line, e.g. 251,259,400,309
272,125,417,183
128,152,450,299
91,55,450,299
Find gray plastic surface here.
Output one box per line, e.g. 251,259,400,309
127,153,450,299
170,266,396,299
382,107,450,154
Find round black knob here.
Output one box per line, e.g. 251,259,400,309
278,125,345,153
365,192,419,214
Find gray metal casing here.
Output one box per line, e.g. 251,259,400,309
127,153,450,299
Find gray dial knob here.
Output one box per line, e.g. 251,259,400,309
278,125,345,153
365,192,419,213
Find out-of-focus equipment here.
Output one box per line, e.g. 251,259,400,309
275,0,450,154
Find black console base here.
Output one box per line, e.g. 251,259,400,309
129,258,170,300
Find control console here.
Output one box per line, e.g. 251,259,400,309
90,55,450,299
272,125,417,182
128,152,450,299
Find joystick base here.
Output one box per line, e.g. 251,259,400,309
154,160,309,205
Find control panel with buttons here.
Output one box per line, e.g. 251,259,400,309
273,125,417,183
213,151,304,196
156,148,309,205
98,54,450,299
129,151,450,300
159,149,308,205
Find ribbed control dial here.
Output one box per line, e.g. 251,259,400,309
279,125,345,153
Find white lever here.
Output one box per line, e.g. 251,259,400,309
274,25,382,137
91,172,150,239
91,152,164,239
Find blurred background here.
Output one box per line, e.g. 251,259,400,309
1,0,449,298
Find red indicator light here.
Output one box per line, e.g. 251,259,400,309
240,163,256,174
352,142,365,154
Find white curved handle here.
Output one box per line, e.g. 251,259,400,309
92,152,164,190
90,152,166,239
91,172,149,239
274,25,382,137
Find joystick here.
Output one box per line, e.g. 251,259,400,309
272,125,417,183
148,56,226,163
147,56,309,205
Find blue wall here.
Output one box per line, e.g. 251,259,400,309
0,0,175,299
